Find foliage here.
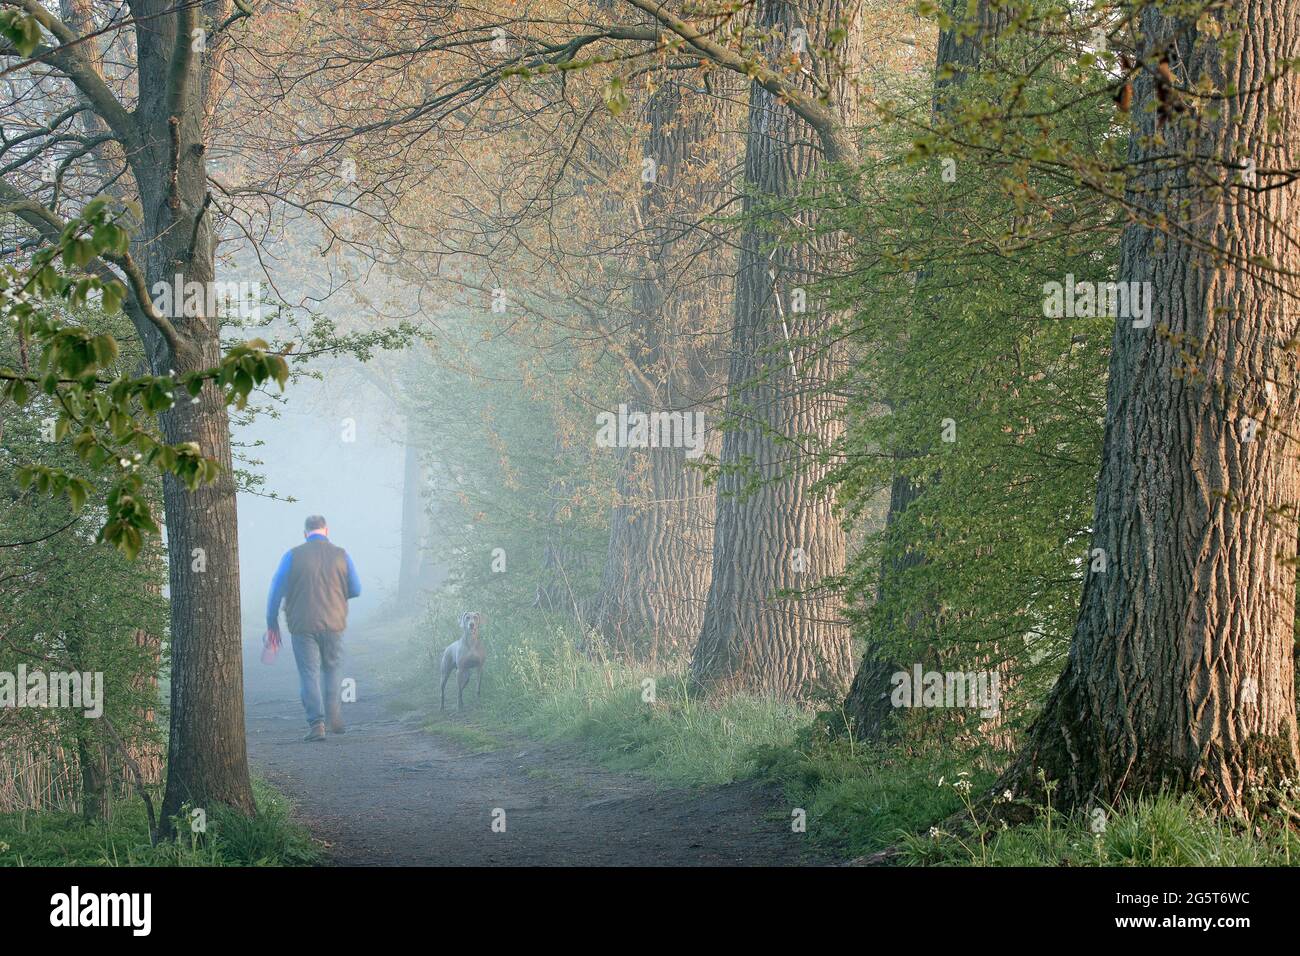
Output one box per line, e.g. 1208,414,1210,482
0,261,167,817
0,8,40,58
0,779,319,866
819,9,1123,729
402,310,618,618
0,202,289,558
755,731,1300,865
754,734,996,856
900,791,1300,867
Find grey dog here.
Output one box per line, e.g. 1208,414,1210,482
440,611,486,711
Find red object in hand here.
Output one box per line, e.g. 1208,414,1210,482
261,628,281,665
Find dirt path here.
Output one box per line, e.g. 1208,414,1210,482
243,630,824,866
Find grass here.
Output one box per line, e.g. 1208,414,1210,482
383,609,811,788
0,777,321,866
752,731,997,857
420,718,501,753
757,723,1300,865
380,608,1300,866
897,791,1300,866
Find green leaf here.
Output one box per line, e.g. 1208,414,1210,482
101,281,125,314
66,478,88,513
91,333,119,369
0,11,42,57
603,76,629,116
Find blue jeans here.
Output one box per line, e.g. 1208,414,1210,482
290,631,343,727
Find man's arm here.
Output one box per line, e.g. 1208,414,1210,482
345,553,361,600
266,551,293,632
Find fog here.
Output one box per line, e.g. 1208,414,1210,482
234,366,406,643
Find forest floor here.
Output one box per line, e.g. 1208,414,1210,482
242,624,827,866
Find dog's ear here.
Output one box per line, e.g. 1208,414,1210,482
458,611,468,630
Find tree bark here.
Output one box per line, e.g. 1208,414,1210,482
587,78,725,662
126,621,164,788
591,424,718,661
994,0,1300,818
76,730,110,822
123,0,256,829
842,474,925,737
689,0,861,698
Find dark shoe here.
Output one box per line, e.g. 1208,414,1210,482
304,722,326,742
328,717,346,735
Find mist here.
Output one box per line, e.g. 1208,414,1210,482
234,368,406,644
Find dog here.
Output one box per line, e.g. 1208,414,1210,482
440,611,486,711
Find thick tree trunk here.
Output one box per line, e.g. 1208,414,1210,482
124,1,255,830
994,1,1300,818
591,428,718,662
156,359,253,826
689,0,860,698
588,79,724,662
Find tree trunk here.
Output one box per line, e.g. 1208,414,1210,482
77,729,110,822
689,0,860,698
156,364,253,827
842,474,926,737
994,0,1300,818
125,0,256,830
397,426,431,605
588,78,725,662
67,627,110,821
591,426,718,662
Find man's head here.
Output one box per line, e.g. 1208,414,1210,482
304,514,329,539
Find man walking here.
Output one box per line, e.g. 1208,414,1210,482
266,515,362,741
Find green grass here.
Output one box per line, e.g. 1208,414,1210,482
384,609,811,788
0,777,320,866
896,792,1300,866
756,727,1300,865
753,731,997,856
421,718,502,753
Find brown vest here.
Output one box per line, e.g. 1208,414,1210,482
284,536,352,634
